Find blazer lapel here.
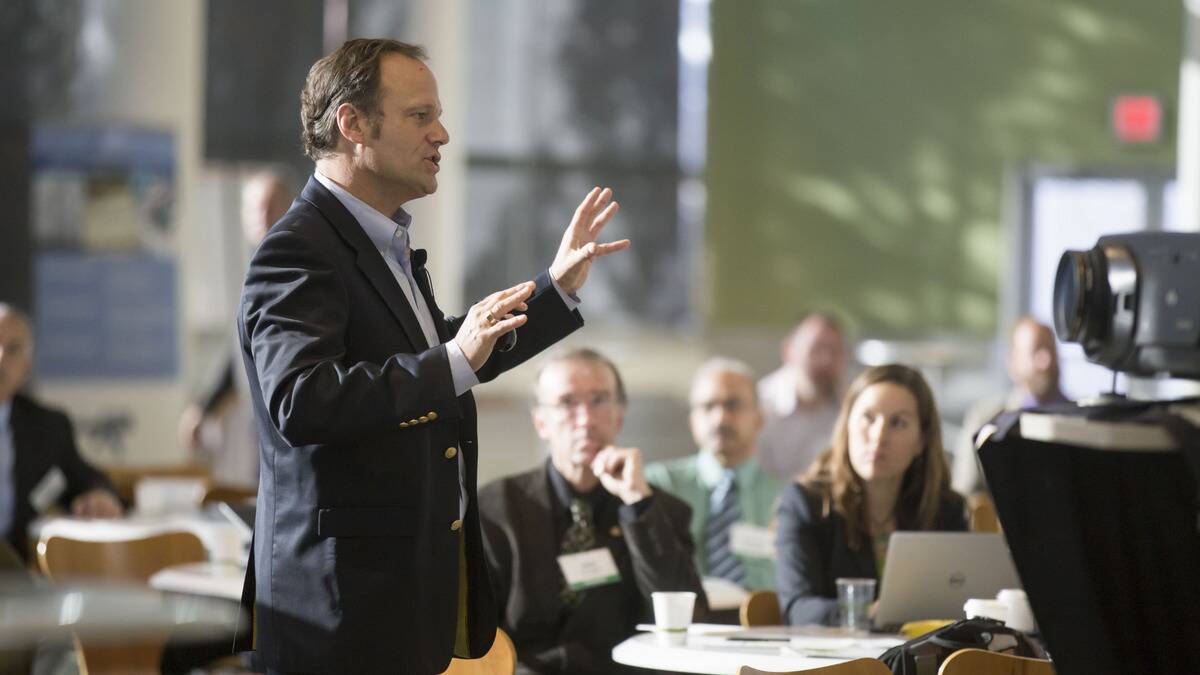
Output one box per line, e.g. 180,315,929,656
519,468,569,617
299,177,430,351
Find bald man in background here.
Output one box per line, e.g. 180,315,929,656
0,304,122,560
952,316,1070,495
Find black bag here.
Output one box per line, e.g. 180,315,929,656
878,617,1048,675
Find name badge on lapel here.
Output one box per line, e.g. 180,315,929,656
557,548,621,590
729,521,776,559
30,467,67,514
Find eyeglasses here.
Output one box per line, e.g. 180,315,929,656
538,393,618,416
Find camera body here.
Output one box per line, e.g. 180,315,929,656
1054,231,1200,379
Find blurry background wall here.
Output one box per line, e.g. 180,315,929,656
707,0,1181,337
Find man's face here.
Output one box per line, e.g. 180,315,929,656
0,313,32,403
533,359,625,481
689,370,762,469
784,318,846,397
1008,321,1059,399
359,54,449,204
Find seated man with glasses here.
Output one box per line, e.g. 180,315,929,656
646,357,785,592
478,348,706,675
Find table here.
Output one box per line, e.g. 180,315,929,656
148,562,244,601
30,508,250,564
612,624,902,674
0,577,244,649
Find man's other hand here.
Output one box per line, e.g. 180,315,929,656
549,187,630,296
454,281,534,371
71,488,124,519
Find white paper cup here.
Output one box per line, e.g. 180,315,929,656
997,588,1035,633
651,592,696,632
963,598,1009,623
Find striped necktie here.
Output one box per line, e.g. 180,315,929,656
706,470,746,586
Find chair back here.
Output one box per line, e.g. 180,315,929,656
36,530,207,583
938,648,1056,675
738,658,892,674
968,492,1001,533
739,590,782,626
438,627,517,675
36,531,208,675
202,484,257,506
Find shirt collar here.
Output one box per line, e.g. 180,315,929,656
0,401,10,431
696,450,759,490
545,459,605,512
313,170,414,257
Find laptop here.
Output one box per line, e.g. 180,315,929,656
873,532,1021,627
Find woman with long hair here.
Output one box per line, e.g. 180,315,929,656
775,364,966,625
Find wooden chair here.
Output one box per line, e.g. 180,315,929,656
738,658,892,674
36,530,208,675
739,590,782,626
938,648,1055,674
968,492,1001,533
201,484,257,506
37,531,207,583
438,627,517,675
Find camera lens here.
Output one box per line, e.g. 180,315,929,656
1053,246,1116,349
1053,250,1088,343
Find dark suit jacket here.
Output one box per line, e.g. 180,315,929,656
238,177,582,674
478,462,707,675
4,394,115,560
775,481,967,626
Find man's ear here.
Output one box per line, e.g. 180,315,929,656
531,408,550,442
335,102,367,146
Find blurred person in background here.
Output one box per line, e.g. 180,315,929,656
646,357,783,592
757,313,849,481
775,364,965,626
177,170,294,489
479,349,704,675
951,316,1069,496
0,304,122,561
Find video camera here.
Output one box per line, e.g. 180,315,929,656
1053,231,1200,380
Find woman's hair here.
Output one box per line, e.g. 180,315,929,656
801,364,952,550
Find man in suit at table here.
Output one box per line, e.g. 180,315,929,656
237,39,630,675
479,349,706,675
0,304,122,561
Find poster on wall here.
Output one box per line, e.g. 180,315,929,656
30,124,177,380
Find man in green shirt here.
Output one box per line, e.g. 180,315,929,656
646,358,785,591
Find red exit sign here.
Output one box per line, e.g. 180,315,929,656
1111,95,1163,144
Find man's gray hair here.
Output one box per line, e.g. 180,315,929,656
690,356,757,402
532,347,628,406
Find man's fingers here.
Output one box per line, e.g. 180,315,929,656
588,200,619,234
487,312,527,336
573,186,602,221
593,239,631,258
